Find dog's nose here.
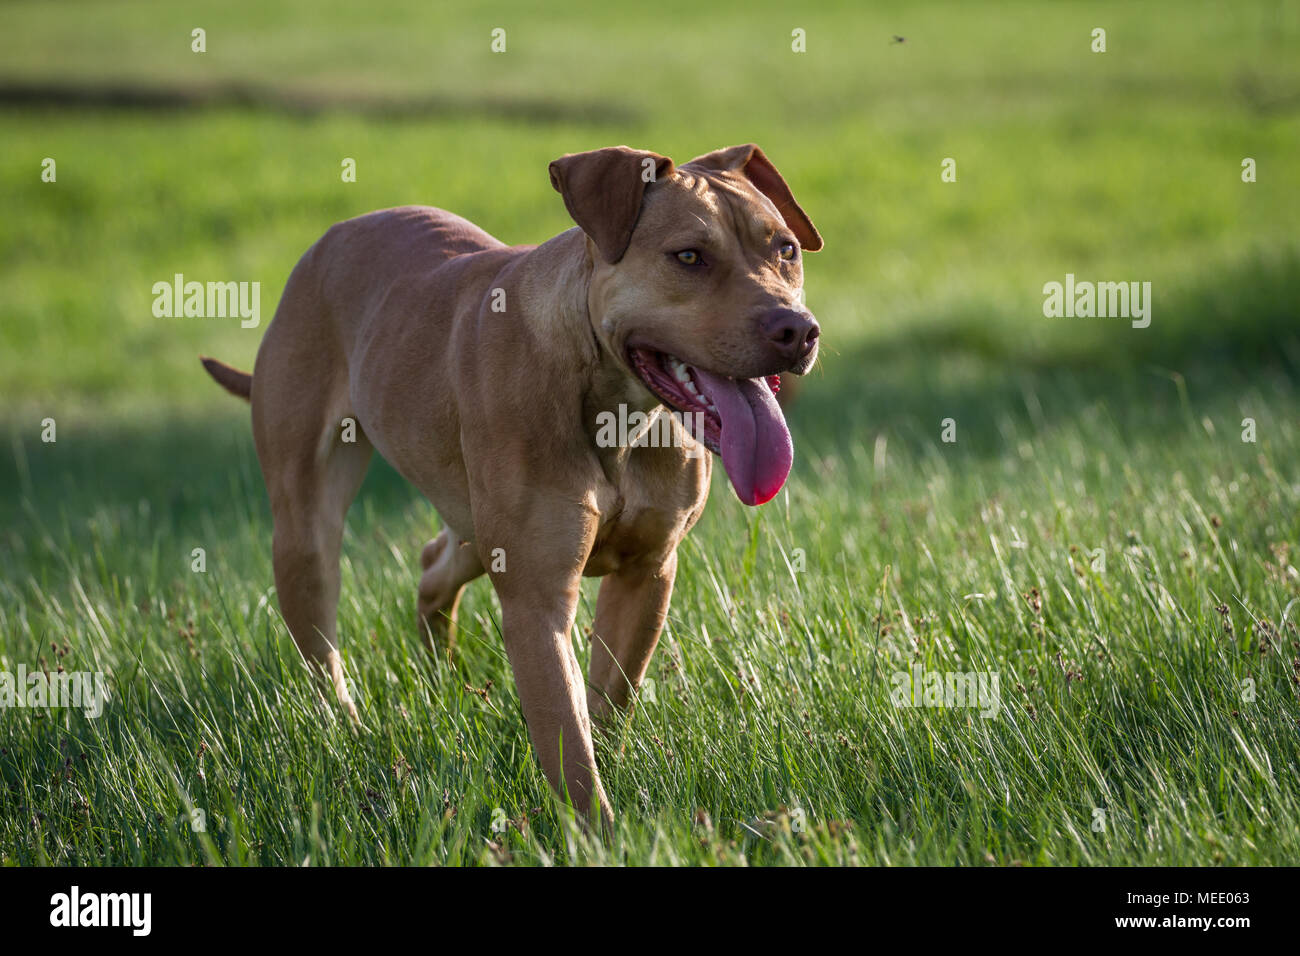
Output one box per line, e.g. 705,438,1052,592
760,309,819,363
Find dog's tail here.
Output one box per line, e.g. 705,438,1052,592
200,355,253,401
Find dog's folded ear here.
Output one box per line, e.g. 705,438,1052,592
685,144,823,252
549,146,675,264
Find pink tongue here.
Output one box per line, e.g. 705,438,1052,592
690,368,793,506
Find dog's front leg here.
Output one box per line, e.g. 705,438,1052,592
587,550,677,725
480,504,613,835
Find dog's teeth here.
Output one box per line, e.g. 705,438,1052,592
684,379,699,395
670,359,691,383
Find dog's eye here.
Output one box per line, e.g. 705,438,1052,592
674,249,702,266
778,242,797,261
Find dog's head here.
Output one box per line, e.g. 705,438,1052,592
549,144,823,505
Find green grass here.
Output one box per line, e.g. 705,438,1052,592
1,0,1299,865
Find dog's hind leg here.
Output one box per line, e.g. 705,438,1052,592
264,432,372,720
252,350,373,721
417,528,484,659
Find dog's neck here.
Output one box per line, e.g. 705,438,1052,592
528,228,657,417
516,228,662,469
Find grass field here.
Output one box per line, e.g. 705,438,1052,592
2,0,1299,865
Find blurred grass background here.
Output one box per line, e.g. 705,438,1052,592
2,0,1297,412
1,0,1300,865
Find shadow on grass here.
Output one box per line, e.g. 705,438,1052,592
0,409,419,547
0,78,638,125
791,250,1300,457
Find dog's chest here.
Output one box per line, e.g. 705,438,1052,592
583,446,710,575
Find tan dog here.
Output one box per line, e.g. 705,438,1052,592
201,144,821,831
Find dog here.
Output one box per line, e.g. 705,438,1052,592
201,144,821,832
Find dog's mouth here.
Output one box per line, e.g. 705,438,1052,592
627,346,792,506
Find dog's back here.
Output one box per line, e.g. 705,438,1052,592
307,206,512,355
